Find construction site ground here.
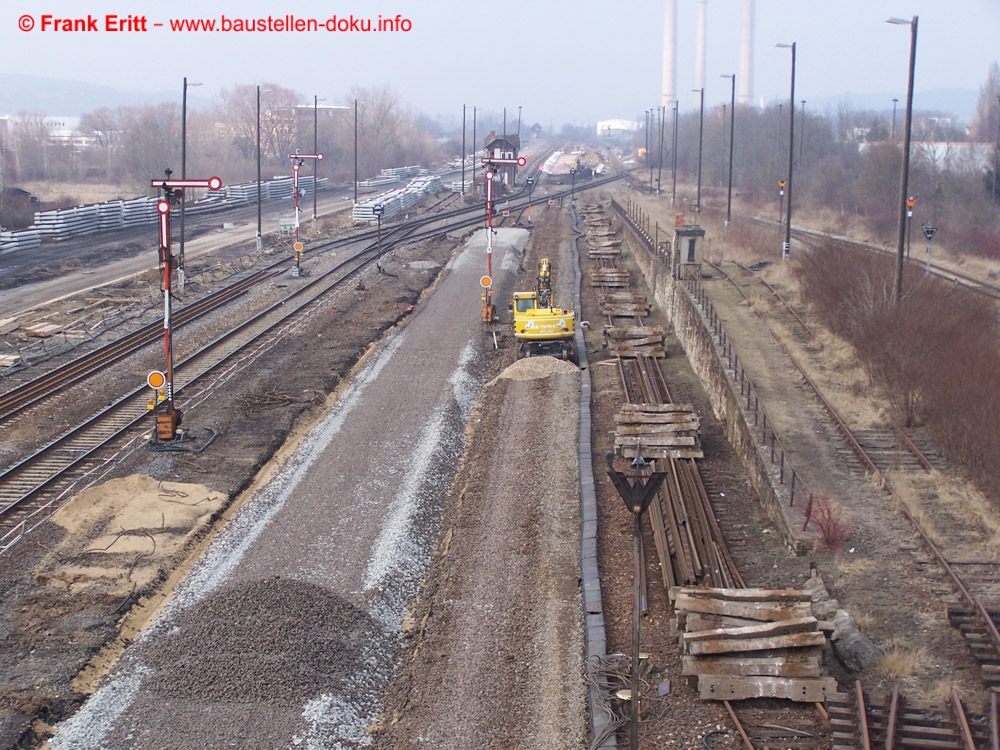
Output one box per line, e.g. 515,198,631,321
0,184,990,749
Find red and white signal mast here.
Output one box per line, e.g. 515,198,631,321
289,150,323,276
478,154,525,322
149,170,223,442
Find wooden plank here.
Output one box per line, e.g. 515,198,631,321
671,586,813,603
615,425,699,438
686,631,827,655
672,593,814,622
682,615,818,642
618,446,704,460
682,653,822,678
698,675,839,702
615,412,699,425
621,403,696,414
616,435,697,448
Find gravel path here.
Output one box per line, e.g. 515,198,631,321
47,229,531,749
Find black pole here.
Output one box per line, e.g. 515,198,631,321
725,74,736,228
782,43,797,260
657,105,665,195
313,94,319,227
256,85,262,252
671,101,679,206
892,18,917,306
461,104,466,195
696,88,704,212
354,99,358,206
180,77,188,291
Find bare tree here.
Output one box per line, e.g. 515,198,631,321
118,103,180,190
217,83,301,165
79,106,122,179
11,111,49,181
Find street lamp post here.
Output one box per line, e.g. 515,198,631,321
721,74,736,228
256,86,269,253
179,77,202,294
657,105,665,195
671,101,679,206
776,42,797,260
312,95,326,230
887,16,918,306
373,203,384,273
693,88,704,212
354,99,359,205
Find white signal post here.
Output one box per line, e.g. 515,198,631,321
477,155,525,324
289,151,324,277
150,171,223,442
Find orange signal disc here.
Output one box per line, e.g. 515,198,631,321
480,275,492,288
147,371,166,389
293,241,304,251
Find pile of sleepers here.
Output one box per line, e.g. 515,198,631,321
670,586,838,703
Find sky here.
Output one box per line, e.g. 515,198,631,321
1,0,997,125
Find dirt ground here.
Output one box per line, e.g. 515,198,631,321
0,181,995,748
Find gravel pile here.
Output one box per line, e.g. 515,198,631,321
496,355,580,381
148,578,377,707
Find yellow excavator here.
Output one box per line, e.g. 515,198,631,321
510,258,578,364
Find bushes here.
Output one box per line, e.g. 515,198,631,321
795,244,1000,495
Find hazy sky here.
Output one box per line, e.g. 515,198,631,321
2,0,997,124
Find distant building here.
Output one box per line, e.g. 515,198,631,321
596,119,639,138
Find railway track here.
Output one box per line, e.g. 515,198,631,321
788,225,1000,302
0,169,626,553
704,259,1000,697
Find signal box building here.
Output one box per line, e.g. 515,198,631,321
482,132,520,187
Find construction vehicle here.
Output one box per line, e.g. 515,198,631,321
510,258,578,364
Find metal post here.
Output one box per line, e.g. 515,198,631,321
605,455,666,750
256,85,262,253
374,204,384,272
889,17,918,307
657,105,665,195
313,94,319,229
461,104,466,195
354,99,358,206
777,42,797,260
695,88,704,212
722,74,736,228
671,101,678,206
179,77,201,293
891,98,898,141
180,77,188,294
472,107,477,196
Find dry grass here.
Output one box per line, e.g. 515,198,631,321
877,641,928,681
19,180,137,205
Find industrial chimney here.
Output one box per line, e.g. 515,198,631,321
662,0,677,107
695,0,708,96
738,0,754,104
